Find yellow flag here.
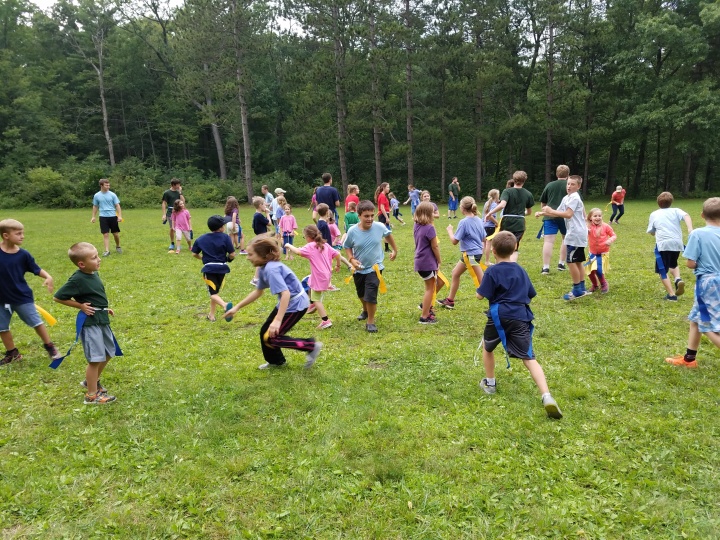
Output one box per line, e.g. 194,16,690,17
35,304,57,326
203,278,217,291
462,252,481,288
373,264,387,293
485,217,502,241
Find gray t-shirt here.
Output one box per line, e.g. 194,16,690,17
557,192,587,247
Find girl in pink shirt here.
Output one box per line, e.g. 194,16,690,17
327,214,342,248
279,204,298,260
171,200,193,253
586,208,617,293
284,225,340,329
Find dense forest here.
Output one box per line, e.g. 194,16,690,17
1,0,719,208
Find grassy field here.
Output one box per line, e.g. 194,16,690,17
1,199,719,539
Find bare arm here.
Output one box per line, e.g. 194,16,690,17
285,244,302,255
91,205,98,222
485,200,506,220
431,236,441,267
268,290,290,337
683,214,693,234
385,234,398,261
54,298,105,316
446,224,459,245
537,206,572,219
115,203,122,221
161,200,167,218
687,259,697,269
38,269,54,293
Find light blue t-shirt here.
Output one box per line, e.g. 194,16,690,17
647,207,687,252
557,192,587,247
257,260,309,312
684,226,720,276
408,189,421,204
343,222,392,274
454,215,486,255
92,191,120,217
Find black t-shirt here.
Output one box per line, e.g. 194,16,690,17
252,212,270,235
162,189,183,216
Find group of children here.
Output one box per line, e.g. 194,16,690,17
3,173,720,419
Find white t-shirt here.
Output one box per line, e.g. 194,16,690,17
647,208,687,252
557,192,587,247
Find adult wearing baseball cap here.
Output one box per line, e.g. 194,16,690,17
610,185,626,224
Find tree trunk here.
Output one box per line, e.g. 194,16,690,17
632,131,647,196
705,158,714,192
146,118,156,163
332,4,349,194
441,137,446,200
475,89,483,200
96,52,115,167
682,152,692,196
655,127,661,192
231,0,253,202
404,0,414,186
663,131,673,191
544,21,554,185
203,65,226,180
605,142,620,195
583,137,590,197
369,0,382,186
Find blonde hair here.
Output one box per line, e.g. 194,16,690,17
487,189,499,201
586,208,603,222
0,219,23,236
414,202,435,225
249,236,280,261
348,201,357,212
568,175,583,187
556,165,570,179
252,196,265,209
512,171,527,185
68,242,96,265
348,184,359,195
703,197,720,221
276,195,287,207
459,196,478,216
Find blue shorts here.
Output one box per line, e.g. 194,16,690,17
543,218,566,236
0,303,43,332
688,274,720,333
81,325,117,363
448,199,458,211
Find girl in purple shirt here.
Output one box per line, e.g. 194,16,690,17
414,202,443,324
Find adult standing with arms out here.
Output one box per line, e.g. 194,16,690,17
539,165,569,275
484,171,534,263
91,179,122,257
448,177,460,218
609,185,626,224
316,173,341,222
161,179,184,251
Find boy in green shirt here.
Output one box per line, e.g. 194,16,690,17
54,242,118,404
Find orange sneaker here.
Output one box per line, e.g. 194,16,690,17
665,355,698,368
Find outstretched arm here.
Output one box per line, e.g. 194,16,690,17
683,214,693,234
224,288,264,319
38,269,54,293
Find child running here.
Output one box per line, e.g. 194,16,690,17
0,219,62,365
476,231,562,419
437,196,486,310
224,237,322,369
482,189,500,266
343,200,398,333
647,192,693,301
279,204,298,261
171,199,192,253
191,215,236,321
53,242,120,404
285,225,341,329
586,208,616,293
224,196,245,252
414,202,442,324
665,197,720,368
389,192,406,225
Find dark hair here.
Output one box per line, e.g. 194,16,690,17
374,182,389,203
357,200,375,215
657,191,673,209
492,231,517,257
249,236,281,261
316,203,330,217
322,172,332,184
170,178,181,186
224,196,239,215
303,224,325,250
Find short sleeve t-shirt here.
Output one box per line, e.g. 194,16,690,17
252,212,270,235
483,201,498,227
455,215,486,255
557,192,587,247
279,215,297,234
172,209,191,231
647,208,687,252
299,243,339,291
408,189,421,205
413,223,438,272
54,270,111,326
684,226,720,276
317,220,332,245
343,221,392,274
540,179,567,221
477,262,536,321
316,186,340,209
0,247,41,304
499,188,534,233
162,189,182,216
449,183,459,200
344,212,359,230
257,261,309,312
345,194,359,212
191,232,235,274
612,189,626,204
377,193,390,216
93,191,120,217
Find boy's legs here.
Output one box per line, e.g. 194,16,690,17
209,294,227,320
569,262,584,286
102,232,110,253
85,359,109,395
33,323,54,346
363,300,377,325
522,359,550,395
483,348,496,380
112,231,121,249
1,330,16,352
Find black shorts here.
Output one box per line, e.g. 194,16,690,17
484,226,496,238
99,216,120,234
353,271,380,304
656,251,680,274
418,270,437,280
566,245,586,264
483,318,534,360
204,273,226,295
511,231,524,250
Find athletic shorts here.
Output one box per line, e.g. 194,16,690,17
457,253,483,265
484,226,496,238
542,218,567,236
483,317,534,360
448,198,458,211
418,270,437,280
689,273,720,333
353,271,380,304
225,222,239,234
655,251,680,274
566,245,587,264
81,324,116,363
99,216,120,234
0,303,43,332
204,272,226,296
511,231,524,250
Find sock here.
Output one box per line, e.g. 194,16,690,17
572,282,581,294
6,347,18,355
685,349,697,362
486,378,496,386
580,280,586,291
322,316,329,321
542,266,549,271
541,392,551,401
43,342,55,351
589,272,599,287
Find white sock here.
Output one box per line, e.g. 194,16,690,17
541,392,551,401
486,378,496,386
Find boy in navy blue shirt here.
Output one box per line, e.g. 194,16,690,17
476,231,562,419
0,219,62,365
192,215,236,321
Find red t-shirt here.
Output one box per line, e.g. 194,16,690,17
345,194,359,212
612,189,626,204
377,193,390,217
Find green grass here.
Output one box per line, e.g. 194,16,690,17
1,200,719,538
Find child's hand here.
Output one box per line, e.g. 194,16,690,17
446,224,454,233
284,243,291,249
80,303,95,316
108,308,115,316
42,276,54,293
334,265,340,273
541,205,552,214
268,320,281,338
389,250,397,261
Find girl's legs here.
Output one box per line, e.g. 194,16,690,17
260,307,315,365
185,231,192,250
447,261,466,301
175,230,182,252
421,277,435,318
588,270,599,289
484,239,493,264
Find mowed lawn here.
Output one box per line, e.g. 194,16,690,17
1,199,719,539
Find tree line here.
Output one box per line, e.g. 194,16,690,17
1,0,718,209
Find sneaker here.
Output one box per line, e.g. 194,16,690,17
600,281,609,294
224,302,234,322
307,304,317,315
305,341,322,368
589,285,599,293
417,303,436,314
357,311,368,321
169,243,175,250
102,251,111,257
84,391,116,404
366,323,378,333
479,378,496,394
0,348,22,366
238,250,248,255
675,279,685,296
327,284,340,291
250,278,259,286
258,362,285,370
437,298,455,309
665,354,698,368
116,247,122,254
542,395,563,419
557,263,567,271
43,342,62,360
317,319,333,329
541,267,550,275
664,294,678,301
81,379,107,393
419,314,437,324
563,290,590,301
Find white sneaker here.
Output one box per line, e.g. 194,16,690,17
258,362,283,370
305,341,322,368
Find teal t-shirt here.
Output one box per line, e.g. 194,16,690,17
54,270,111,326
343,222,391,274
684,226,720,276
93,191,120,217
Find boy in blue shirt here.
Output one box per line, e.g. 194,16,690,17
90,179,123,257
666,197,720,368
192,215,236,322
476,231,562,419
0,219,62,365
